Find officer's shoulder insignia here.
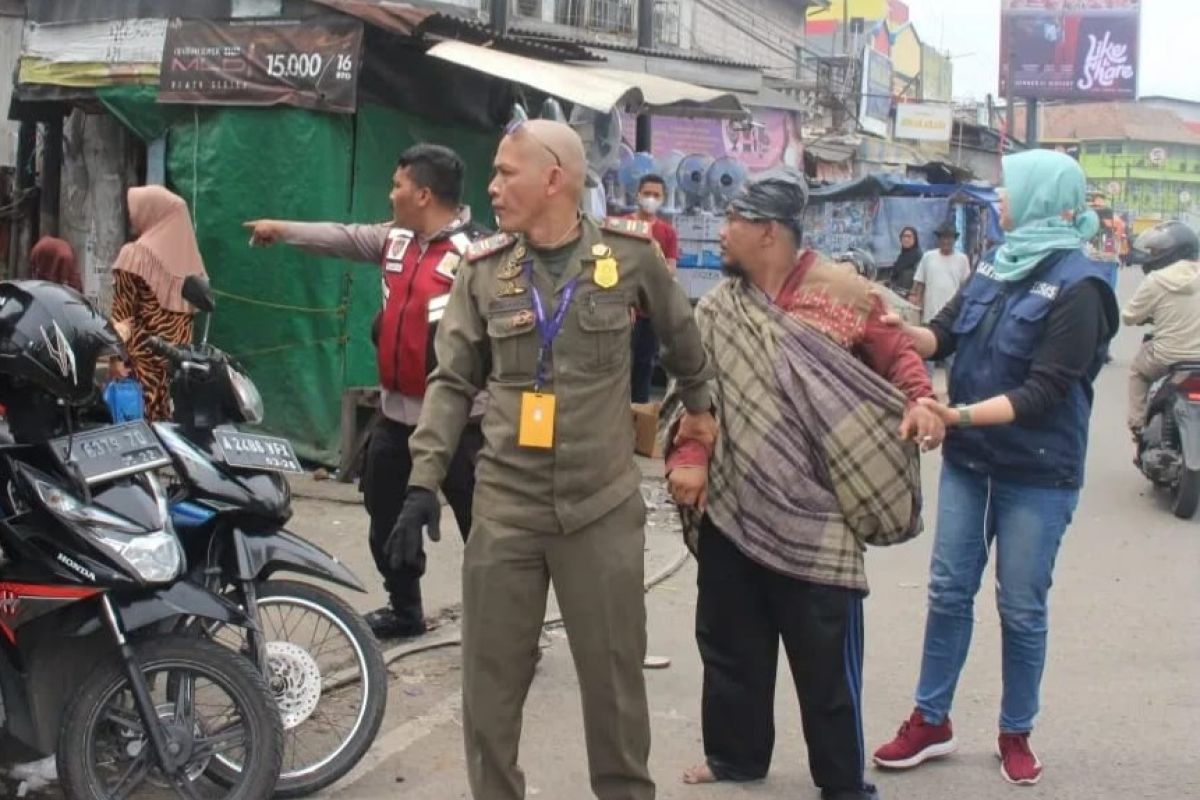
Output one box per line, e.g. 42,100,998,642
465,232,517,263
601,217,653,241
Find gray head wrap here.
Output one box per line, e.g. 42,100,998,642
728,167,809,240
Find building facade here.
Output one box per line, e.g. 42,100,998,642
1033,101,1200,226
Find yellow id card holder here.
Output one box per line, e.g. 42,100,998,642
519,392,556,449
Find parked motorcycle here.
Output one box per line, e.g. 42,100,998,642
1135,362,1200,519
150,276,386,797
0,279,284,799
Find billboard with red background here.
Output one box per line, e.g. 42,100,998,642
1000,0,1140,100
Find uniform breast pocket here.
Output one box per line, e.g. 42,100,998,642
575,291,632,372
486,302,537,383
996,295,1053,361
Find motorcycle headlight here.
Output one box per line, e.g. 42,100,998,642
34,479,144,535
227,366,264,425
92,529,183,585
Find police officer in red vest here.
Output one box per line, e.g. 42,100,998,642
245,144,491,638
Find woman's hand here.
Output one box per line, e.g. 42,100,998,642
900,402,947,451
113,319,132,342
668,466,709,510
917,397,961,427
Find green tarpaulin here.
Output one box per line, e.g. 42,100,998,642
98,87,499,464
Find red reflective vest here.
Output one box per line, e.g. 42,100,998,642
376,227,473,396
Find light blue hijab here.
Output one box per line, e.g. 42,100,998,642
993,150,1100,282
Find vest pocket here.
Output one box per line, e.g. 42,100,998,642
486,309,536,382
577,290,632,370
996,295,1053,360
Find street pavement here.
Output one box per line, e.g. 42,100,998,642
30,268,1198,799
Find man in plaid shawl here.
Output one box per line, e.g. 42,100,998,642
664,168,942,800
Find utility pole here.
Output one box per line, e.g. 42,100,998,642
491,0,508,35
635,0,654,152
1025,97,1039,148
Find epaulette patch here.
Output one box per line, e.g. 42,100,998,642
465,232,517,263
601,217,653,241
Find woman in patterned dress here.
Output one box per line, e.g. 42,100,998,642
110,186,207,421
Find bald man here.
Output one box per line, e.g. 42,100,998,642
390,120,717,799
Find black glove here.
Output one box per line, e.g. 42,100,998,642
386,488,442,572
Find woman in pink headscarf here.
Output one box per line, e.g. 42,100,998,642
110,186,208,421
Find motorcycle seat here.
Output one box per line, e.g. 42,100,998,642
1168,362,1200,374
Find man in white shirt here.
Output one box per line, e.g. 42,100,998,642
911,221,972,377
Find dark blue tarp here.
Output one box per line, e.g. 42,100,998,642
810,173,1000,204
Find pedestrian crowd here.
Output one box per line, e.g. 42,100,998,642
37,120,1200,800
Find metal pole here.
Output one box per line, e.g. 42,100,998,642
638,0,654,49
635,0,654,153
491,0,509,35
39,117,63,239
11,122,37,279
1025,97,1039,148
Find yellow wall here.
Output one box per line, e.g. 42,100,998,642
808,0,888,23
891,25,922,78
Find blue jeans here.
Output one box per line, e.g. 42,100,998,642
915,461,1078,733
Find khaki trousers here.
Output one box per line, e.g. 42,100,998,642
1129,341,1172,433
461,491,654,800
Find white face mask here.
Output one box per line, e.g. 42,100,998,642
638,196,663,215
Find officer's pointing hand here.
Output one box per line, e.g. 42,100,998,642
243,220,285,247
387,487,442,572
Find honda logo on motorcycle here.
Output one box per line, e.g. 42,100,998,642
0,588,18,617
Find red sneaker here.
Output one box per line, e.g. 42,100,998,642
997,733,1043,786
873,709,957,769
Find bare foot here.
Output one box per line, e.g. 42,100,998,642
681,763,720,785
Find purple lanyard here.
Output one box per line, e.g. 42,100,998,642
526,261,579,391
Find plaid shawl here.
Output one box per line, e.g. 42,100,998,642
664,263,923,593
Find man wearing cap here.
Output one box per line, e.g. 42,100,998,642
665,168,940,800
390,119,716,800
911,221,971,377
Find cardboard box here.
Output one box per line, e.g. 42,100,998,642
631,402,663,458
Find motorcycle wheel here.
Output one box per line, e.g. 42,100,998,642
205,580,387,798
1173,468,1200,519
57,634,283,800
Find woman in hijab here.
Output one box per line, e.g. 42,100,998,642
30,236,83,292
872,150,1118,787
111,186,207,421
890,225,922,293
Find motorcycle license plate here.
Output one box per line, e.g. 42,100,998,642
51,421,171,484
214,428,303,474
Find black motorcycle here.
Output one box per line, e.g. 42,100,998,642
1136,361,1200,519
150,276,386,798
0,282,283,799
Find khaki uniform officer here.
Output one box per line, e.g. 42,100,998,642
389,120,717,800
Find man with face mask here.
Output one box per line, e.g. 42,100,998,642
390,119,716,800
628,174,679,402
244,144,491,640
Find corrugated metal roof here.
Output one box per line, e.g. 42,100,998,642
506,26,765,71
312,1,603,61
1033,102,1200,148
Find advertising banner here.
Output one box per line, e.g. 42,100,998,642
894,103,953,142
999,0,1140,100
158,17,363,113
860,48,893,138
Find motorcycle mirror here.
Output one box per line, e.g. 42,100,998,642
182,275,216,313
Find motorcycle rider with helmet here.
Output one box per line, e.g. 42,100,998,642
1123,220,1200,437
